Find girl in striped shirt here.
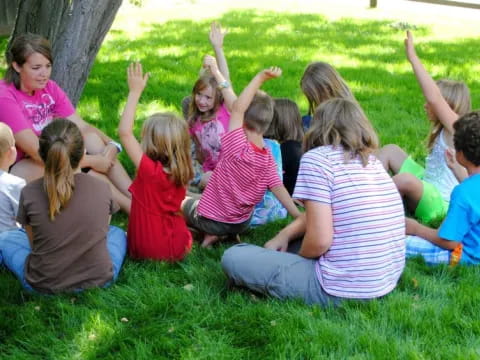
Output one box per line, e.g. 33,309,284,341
222,98,406,305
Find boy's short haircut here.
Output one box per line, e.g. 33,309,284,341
0,123,15,158
244,90,274,134
453,110,480,166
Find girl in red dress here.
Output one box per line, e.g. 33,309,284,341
119,63,194,261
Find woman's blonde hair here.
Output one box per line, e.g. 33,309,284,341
427,79,471,150
141,113,194,187
303,98,378,166
38,119,84,220
300,62,356,116
187,75,223,126
265,98,304,142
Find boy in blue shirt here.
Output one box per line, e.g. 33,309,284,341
406,110,480,265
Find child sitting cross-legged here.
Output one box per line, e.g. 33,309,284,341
406,110,480,265
182,66,301,248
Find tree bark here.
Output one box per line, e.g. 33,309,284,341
7,0,123,106
0,0,20,35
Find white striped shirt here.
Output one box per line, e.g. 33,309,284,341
294,146,405,299
198,128,282,223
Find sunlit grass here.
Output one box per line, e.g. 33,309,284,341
1,2,480,359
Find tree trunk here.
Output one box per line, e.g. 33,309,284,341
0,0,20,35
7,0,123,106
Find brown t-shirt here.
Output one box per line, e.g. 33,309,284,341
17,173,118,293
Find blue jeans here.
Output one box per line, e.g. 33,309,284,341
0,226,127,292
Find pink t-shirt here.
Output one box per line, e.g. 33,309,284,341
189,103,230,172
0,80,75,161
198,128,282,223
293,146,406,299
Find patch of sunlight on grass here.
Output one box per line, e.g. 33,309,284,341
67,313,115,360
156,46,188,57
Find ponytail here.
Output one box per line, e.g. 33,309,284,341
38,119,84,220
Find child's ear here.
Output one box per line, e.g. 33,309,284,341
12,61,22,73
7,145,17,167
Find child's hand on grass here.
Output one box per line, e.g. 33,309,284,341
127,62,149,95
209,21,227,49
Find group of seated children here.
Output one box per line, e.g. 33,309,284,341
0,25,478,306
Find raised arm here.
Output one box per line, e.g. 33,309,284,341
405,31,458,134
118,62,150,168
229,67,282,132
209,21,230,82
203,55,237,112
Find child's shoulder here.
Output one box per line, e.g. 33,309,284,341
0,171,26,190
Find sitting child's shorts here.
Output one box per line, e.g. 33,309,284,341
182,198,251,236
399,156,448,227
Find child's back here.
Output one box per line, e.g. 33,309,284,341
0,171,25,232
119,63,193,261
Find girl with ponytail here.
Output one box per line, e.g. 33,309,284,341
0,119,127,293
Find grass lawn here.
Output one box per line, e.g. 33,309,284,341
1,1,480,358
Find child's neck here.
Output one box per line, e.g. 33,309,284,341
467,165,480,177
245,128,264,148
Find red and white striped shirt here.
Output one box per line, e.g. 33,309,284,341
294,146,406,299
198,128,282,223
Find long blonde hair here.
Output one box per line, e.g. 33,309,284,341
38,119,84,220
300,62,356,116
427,79,471,150
141,113,193,187
303,98,378,166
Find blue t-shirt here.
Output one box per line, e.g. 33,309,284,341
439,174,480,264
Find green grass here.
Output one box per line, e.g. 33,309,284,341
2,4,480,359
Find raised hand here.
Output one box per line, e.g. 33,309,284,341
209,21,227,49
127,62,149,94
203,55,219,74
404,30,417,61
261,66,282,81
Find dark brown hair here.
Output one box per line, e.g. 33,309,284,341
266,98,304,142
453,111,480,166
4,33,53,90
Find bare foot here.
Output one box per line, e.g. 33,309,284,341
201,234,220,248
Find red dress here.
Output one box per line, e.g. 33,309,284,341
128,155,192,261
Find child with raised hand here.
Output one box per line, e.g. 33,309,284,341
268,98,304,195
406,111,480,265
119,63,193,261
0,123,26,235
0,119,126,293
187,22,237,189
376,31,470,227
182,67,301,248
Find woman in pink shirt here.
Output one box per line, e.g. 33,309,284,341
0,33,132,213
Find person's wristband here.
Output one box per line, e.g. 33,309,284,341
108,140,122,153
217,80,230,90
